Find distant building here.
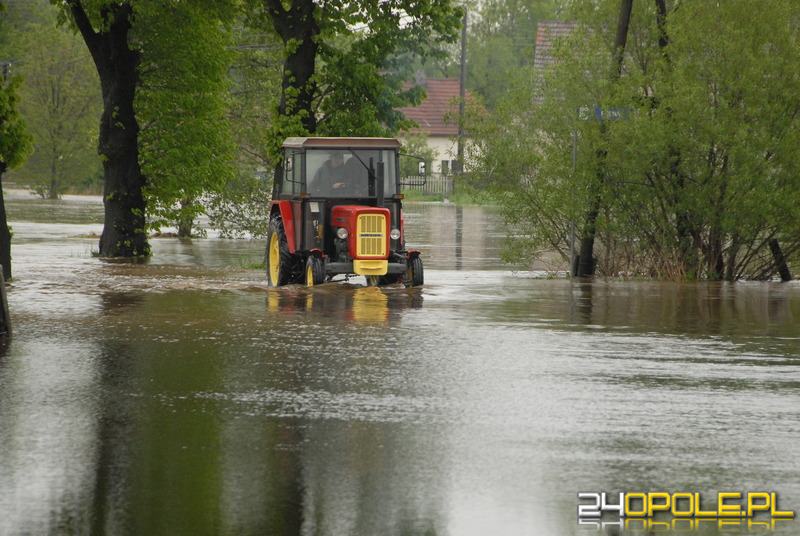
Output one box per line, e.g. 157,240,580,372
398,76,467,174
533,20,577,103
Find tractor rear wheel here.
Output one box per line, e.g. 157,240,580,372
404,256,424,287
305,256,325,287
266,216,298,286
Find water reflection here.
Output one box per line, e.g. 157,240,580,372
0,198,799,535
267,285,423,325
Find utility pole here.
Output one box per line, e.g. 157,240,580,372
456,9,467,174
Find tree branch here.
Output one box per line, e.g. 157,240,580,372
66,0,99,47
65,0,106,72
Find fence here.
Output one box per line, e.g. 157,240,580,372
400,173,454,196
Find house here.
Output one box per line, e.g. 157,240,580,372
398,77,466,174
533,20,577,103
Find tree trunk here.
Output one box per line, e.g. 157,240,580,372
576,198,599,277
177,198,194,238
611,0,634,79
769,239,792,282
707,232,724,281
654,0,670,55
724,234,739,282
49,158,60,199
68,1,148,257
0,164,11,281
267,0,319,134
265,0,320,184
577,0,633,277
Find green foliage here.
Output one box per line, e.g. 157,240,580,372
204,21,283,239
399,132,436,177
0,3,31,171
135,0,238,234
228,23,283,177
3,0,101,198
0,75,30,171
465,0,559,109
417,0,560,109
206,170,271,239
468,0,800,280
250,0,463,146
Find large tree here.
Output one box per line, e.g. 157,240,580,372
248,0,463,164
60,0,145,256
57,0,236,253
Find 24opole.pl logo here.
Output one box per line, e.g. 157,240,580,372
578,491,795,530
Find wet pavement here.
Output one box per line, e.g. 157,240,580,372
0,191,799,535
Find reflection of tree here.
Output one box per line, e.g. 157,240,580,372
15,287,447,533
572,281,593,325
89,338,135,534
86,291,235,533
267,286,423,325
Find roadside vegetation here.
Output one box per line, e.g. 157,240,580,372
1,0,798,282
465,0,800,281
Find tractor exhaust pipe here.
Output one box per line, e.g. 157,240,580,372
376,161,385,206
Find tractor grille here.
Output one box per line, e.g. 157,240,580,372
356,214,386,257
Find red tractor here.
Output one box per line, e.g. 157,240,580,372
266,137,424,287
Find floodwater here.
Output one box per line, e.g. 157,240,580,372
0,191,799,535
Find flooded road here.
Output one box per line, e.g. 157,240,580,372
1,192,799,535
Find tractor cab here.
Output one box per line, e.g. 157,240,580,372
266,137,423,288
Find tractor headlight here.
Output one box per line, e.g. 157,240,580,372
390,228,401,240
336,227,348,240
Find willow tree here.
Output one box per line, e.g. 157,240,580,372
467,0,800,280
57,0,235,253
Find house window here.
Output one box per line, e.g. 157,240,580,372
441,160,449,174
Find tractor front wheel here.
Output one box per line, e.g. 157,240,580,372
266,216,298,287
404,256,424,287
305,256,325,287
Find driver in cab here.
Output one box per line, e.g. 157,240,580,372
313,152,348,194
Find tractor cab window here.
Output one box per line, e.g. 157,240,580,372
306,149,396,198
278,150,303,196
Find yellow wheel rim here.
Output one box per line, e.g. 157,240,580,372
306,263,314,287
269,232,280,285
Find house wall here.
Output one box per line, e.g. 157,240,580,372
426,136,457,173
401,135,471,174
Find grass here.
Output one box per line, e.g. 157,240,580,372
237,255,265,270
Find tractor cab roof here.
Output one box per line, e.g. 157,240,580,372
282,137,401,150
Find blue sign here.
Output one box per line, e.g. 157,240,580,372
578,105,632,122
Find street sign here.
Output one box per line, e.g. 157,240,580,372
578,105,632,122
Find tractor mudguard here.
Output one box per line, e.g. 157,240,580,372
271,200,297,253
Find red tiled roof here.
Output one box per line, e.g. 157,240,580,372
398,79,463,137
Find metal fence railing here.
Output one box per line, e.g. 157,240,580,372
400,174,454,196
